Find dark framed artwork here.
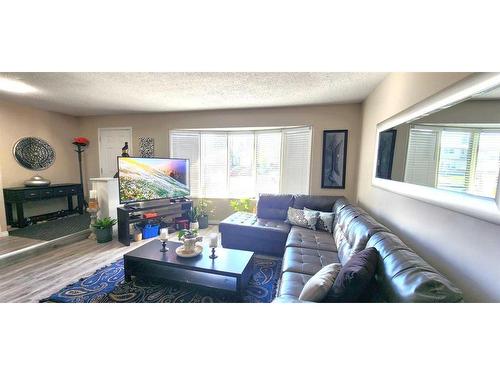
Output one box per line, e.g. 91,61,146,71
321,130,348,189
13,137,56,170
376,129,397,180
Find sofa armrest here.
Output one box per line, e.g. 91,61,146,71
272,295,315,303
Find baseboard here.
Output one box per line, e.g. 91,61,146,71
208,220,221,225
0,229,91,266
0,231,9,238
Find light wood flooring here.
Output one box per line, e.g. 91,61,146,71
0,236,45,257
0,225,219,303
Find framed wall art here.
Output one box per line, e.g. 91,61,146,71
321,130,348,189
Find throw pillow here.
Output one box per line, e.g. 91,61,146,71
299,263,342,302
329,247,378,302
304,207,334,233
285,207,318,230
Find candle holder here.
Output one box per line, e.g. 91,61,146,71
209,247,218,259
160,240,168,252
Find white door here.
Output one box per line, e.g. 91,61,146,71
98,128,133,177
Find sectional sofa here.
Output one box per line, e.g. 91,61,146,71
219,194,463,302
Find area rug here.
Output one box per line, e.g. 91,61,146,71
9,213,90,241
40,255,282,303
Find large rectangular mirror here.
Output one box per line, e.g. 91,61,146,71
373,73,500,224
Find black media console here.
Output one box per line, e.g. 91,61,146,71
117,199,193,246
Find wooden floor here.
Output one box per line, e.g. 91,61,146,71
0,235,45,257
0,226,219,303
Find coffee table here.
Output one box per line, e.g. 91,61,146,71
123,240,255,297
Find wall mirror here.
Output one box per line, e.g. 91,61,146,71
373,73,500,224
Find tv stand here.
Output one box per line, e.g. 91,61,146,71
117,199,192,246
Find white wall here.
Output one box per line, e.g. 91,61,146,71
358,72,500,302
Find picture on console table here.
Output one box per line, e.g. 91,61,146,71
321,130,348,189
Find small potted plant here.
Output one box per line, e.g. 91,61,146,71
196,199,214,229
92,217,117,243
186,206,200,230
177,229,202,254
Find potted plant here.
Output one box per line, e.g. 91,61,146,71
229,198,253,213
177,229,202,254
92,217,117,243
186,206,200,230
196,199,214,229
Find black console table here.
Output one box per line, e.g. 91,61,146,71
117,199,192,246
3,183,84,228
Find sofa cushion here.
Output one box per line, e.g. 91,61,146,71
366,232,463,303
285,207,318,229
282,247,340,275
334,206,389,266
257,193,294,220
299,263,342,302
329,247,378,302
304,207,334,233
286,226,337,252
277,271,312,298
332,197,351,216
219,212,291,256
292,194,341,212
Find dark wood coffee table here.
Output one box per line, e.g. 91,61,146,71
123,240,255,297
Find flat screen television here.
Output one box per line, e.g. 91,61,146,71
118,157,190,204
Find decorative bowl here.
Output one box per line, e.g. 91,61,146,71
24,175,51,187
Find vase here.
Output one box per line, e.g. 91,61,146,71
198,215,209,229
189,221,199,230
95,227,113,243
182,236,202,253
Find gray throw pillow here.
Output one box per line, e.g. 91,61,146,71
304,207,334,233
285,207,318,230
299,263,342,302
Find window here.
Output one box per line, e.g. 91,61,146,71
404,125,500,199
170,127,312,198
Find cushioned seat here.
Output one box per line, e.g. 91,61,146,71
285,226,336,252
277,271,312,298
219,212,291,256
282,247,340,275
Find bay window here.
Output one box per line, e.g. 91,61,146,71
170,127,311,198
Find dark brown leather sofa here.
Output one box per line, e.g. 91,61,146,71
219,194,463,302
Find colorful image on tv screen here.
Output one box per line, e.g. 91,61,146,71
118,157,189,203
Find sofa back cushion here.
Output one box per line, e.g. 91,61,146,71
257,194,294,220
292,194,342,212
366,232,463,302
334,206,388,266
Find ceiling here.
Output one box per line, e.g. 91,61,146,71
0,72,387,116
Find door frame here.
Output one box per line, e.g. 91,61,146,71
98,127,133,177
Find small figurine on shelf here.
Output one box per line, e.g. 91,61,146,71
114,142,130,178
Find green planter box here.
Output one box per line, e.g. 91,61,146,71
95,227,113,243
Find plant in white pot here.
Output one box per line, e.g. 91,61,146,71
177,229,202,254
187,207,200,230
92,217,117,243
196,199,214,229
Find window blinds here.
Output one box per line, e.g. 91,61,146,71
170,127,312,197
281,127,312,194
404,127,439,187
169,131,201,197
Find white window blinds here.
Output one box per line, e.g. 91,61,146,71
170,127,312,198
169,131,200,197
470,131,500,198
201,132,227,198
281,127,312,194
437,130,473,193
404,127,439,187
255,131,282,194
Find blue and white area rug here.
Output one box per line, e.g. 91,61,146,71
40,256,281,303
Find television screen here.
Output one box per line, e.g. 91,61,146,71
118,157,190,204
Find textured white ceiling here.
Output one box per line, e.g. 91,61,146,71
0,72,387,116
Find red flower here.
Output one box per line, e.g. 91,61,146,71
73,137,89,145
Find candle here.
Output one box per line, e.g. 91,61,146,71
159,228,169,240
209,233,218,248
